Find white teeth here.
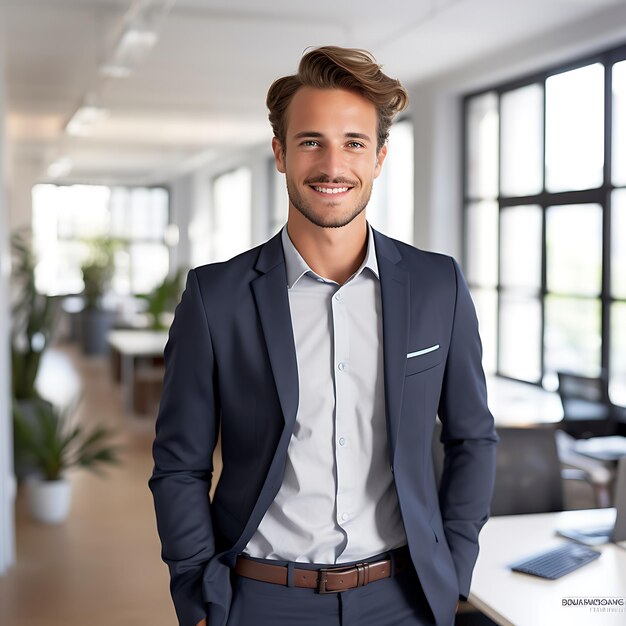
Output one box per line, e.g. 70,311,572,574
313,186,349,194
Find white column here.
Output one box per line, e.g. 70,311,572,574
0,0,16,575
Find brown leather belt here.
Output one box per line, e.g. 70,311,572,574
235,546,411,594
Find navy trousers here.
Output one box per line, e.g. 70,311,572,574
225,548,437,626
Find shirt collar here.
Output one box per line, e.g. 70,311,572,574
281,223,380,289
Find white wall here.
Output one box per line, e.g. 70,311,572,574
409,1,626,262
0,0,16,575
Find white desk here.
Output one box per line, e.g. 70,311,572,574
470,508,626,625
486,376,563,427
107,329,168,412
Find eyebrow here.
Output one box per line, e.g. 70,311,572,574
293,131,372,142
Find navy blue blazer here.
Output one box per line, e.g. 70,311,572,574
149,227,497,626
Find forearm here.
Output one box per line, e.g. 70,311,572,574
437,258,498,595
149,268,220,625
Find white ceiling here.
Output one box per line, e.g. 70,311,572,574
4,0,626,185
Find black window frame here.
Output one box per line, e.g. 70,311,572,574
462,41,626,401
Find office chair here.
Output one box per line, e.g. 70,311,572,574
557,371,618,439
432,424,565,515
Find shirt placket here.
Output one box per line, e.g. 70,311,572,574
332,285,355,532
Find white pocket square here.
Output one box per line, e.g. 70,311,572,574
407,344,440,359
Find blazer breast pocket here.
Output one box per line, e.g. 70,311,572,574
405,344,443,376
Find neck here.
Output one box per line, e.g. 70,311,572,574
286,208,368,285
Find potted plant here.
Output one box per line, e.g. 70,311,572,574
137,267,186,330
12,399,122,524
80,237,118,355
10,228,60,479
10,229,58,400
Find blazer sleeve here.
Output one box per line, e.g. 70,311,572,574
148,268,220,626
437,258,498,599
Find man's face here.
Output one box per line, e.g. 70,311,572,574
273,87,387,229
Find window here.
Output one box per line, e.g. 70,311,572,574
32,184,170,296
463,43,626,406
368,118,415,244
210,167,252,262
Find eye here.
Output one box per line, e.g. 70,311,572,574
347,141,365,149
301,140,320,147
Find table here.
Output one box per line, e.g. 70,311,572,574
107,329,168,412
470,508,626,626
573,436,626,462
486,376,563,427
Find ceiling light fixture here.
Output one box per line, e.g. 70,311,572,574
100,0,176,78
65,95,110,136
46,157,73,179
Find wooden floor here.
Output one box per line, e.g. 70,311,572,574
0,342,216,626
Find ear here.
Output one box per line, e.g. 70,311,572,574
272,137,286,174
373,144,387,179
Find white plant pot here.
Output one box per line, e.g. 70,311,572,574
26,476,72,524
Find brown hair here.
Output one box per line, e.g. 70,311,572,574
267,46,409,153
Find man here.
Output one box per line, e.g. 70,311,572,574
149,46,497,626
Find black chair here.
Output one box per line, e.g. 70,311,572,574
432,424,564,515
432,424,564,625
557,371,618,439
490,426,564,515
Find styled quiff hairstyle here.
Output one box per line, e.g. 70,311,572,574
267,46,409,153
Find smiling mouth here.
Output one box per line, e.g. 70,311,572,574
309,185,354,196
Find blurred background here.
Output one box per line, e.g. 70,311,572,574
0,1,626,625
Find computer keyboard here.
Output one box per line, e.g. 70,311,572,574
509,542,601,579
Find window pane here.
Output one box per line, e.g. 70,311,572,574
129,243,169,294
32,183,169,296
466,201,498,287
212,167,252,262
501,84,543,196
499,292,542,382
544,295,601,377
610,302,626,406
110,187,168,240
613,60,626,186
368,119,414,245
271,161,288,234
546,204,602,296
545,63,604,192
382,119,414,244
500,205,542,290
466,92,499,199
613,190,626,299
470,288,497,375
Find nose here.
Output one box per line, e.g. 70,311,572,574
317,144,346,181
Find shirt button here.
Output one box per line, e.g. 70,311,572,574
339,437,346,446
335,291,343,301
341,513,349,521
338,362,347,372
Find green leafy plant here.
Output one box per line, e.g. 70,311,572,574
10,229,59,400
81,237,119,309
137,268,186,330
13,400,122,482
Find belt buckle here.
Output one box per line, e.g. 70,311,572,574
316,567,337,594
316,562,370,594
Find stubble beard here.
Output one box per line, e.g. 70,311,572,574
286,178,373,229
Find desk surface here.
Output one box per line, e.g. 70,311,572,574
107,329,168,356
470,508,625,626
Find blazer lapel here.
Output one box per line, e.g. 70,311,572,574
251,232,299,430
228,233,300,555
373,229,410,461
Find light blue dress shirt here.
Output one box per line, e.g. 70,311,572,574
243,224,407,563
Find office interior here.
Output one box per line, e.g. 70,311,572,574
1,1,626,625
